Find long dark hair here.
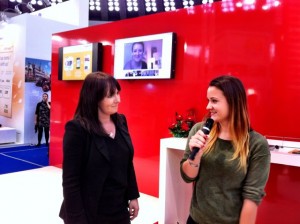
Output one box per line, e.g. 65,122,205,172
74,71,121,136
204,75,250,172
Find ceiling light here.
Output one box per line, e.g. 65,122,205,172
43,0,52,6
14,5,22,14
12,2,36,15
0,12,7,21
0,7,21,22
0,12,9,23
26,3,36,12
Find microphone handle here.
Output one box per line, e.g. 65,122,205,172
188,118,214,161
189,147,199,160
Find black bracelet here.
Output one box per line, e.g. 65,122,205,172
188,160,199,168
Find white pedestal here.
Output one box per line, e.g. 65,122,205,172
0,127,17,144
159,138,192,224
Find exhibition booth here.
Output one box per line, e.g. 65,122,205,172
48,1,300,223
1,0,300,223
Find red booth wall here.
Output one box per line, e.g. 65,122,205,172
50,1,300,223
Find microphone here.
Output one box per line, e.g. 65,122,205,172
189,118,214,160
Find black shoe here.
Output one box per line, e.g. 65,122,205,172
35,144,41,147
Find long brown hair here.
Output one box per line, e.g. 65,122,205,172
204,75,250,172
74,71,121,136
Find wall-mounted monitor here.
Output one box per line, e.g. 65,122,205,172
114,32,176,80
58,42,102,81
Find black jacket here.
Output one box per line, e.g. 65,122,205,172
59,114,139,224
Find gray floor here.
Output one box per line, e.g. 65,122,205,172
0,166,159,224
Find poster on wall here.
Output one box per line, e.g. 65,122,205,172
24,58,51,145
25,58,51,92
0,42,14,118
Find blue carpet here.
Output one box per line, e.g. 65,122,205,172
0,145,49,175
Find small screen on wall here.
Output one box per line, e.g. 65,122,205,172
114,32,177,80
58,43,102,81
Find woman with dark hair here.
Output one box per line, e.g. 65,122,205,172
35,92,51,147
124,42,148,70
59,72,140,224
180,75,270,224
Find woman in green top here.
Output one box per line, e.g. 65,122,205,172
180,75,270,224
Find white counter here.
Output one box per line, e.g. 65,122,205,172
268,138,300,167
0,127,17,144
159,137,300,224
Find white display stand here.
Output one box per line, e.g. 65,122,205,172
159,137,300,224
159,138,192,224
0,127,17,144
267,138,300,167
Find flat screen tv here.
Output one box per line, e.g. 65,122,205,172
58,42,102,80
114,32,176,79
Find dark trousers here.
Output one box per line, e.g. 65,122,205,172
38,126,49,145
96,215,130,224
187,215,198,224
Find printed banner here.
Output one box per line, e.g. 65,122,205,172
0,42,14,118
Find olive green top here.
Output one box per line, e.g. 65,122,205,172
180,122,270,224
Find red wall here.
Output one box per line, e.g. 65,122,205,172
256,163,300,224
50,1,300,222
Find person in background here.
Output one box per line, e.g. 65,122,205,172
59,72,140,224
180,75,270,224
124,42,148,70
35,92,51,147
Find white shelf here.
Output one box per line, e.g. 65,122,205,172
268,138,300,167
0,127,17,144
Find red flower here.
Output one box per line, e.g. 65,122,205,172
168,111,196,138
181,122,190,131
168,123,177,130
176,114,183,121
186,116,194,122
